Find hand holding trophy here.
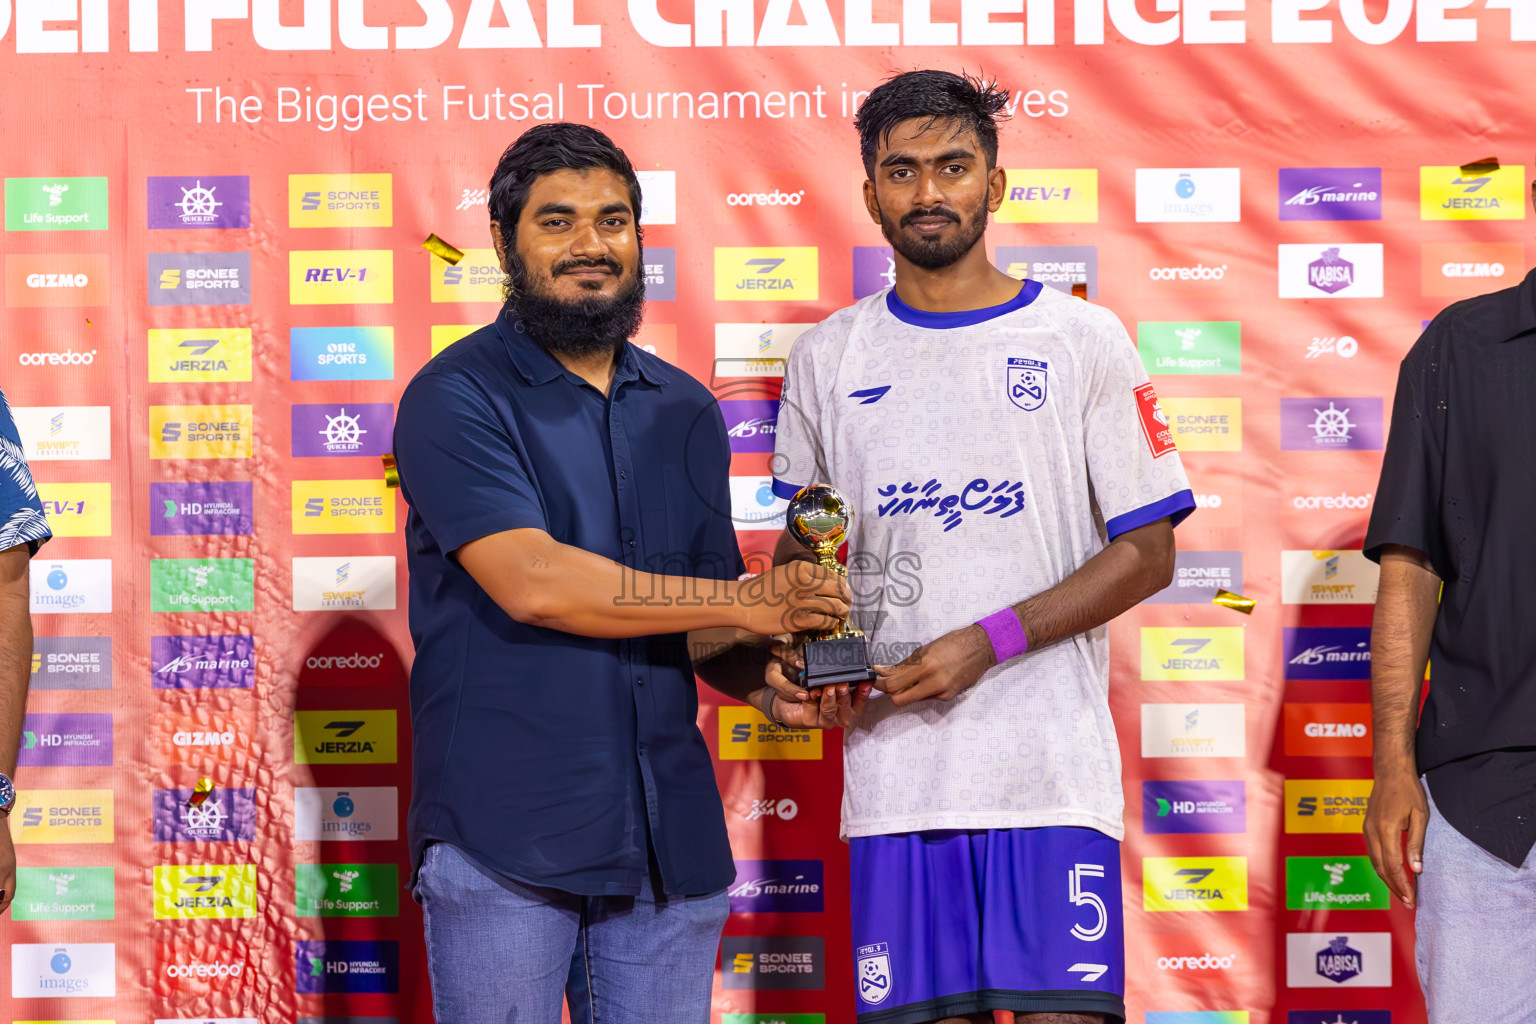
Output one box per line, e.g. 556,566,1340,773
786,484,877,689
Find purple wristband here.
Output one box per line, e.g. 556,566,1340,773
976,608,1029,663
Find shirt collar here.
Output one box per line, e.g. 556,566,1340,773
495,310,669,387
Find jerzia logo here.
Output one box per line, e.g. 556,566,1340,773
294,710,397,764
715,248,818,301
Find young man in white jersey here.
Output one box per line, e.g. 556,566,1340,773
766,71,1196,1024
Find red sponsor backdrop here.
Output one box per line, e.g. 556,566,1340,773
0,2,1530,1020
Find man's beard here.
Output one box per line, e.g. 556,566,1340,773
506,254,647,360
878,195,989,271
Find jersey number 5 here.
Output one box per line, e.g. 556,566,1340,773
1068,863,1107,942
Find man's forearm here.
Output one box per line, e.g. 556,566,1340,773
694,641,772,711
1008,521,1176,650
0,551,34,776
1370,547,1440,774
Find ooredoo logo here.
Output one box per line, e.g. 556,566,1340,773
727,189,805,207
1156,952,1238,971
1149,263,1227,281
716,174,816,224
164,959,244,978
306,652,384,670
18,348,96,366
1292,491,1372,510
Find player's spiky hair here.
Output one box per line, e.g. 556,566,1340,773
854,70,1011,179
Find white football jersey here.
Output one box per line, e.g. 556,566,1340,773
773,282,1194,840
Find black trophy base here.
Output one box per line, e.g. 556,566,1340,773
803,635,876,688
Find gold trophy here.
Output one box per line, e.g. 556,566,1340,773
787,484,875,688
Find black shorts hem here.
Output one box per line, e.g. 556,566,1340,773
857,987,1126,1024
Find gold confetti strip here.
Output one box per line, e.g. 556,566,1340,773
85,318,93,327
188,777,215,807
1459,156,1500,176
422,233,465,265
1213,589,1256,615
1071,282,1089,300
382,453,400,489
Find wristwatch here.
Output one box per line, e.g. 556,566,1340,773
0,772,15,816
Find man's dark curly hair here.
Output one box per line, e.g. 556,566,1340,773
487,123,644,245
854,70,1011,179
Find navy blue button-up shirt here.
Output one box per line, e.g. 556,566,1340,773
393,312,743,897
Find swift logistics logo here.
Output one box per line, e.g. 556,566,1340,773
295,787,399,841
715,248,818,301
11,865,114,920
1281,550,1380,605
150,404,253,459
291,326,395,380
295,940,400,994
1145,551,1242,605
728,860,824,913
1278,244,1384,298
148,327,252,382
296,863,400,917
294,710,398,764
153,787,257,842
1142,856,1249,912
1137,322,1241,374
292,403,393,457
293,480,396,534
152,635,255,689
713,322,813,378
1142,781,1246,834
1280,397,1383,451
1420,164,1527,220
719,705,822,760
11,405,111,461
1421,242,1528,298
720,937,825,990
995,245,1098,297
153,864,257,919
1279,168,1383,221
1134,168,1241,223
9,942,116,998
147,174,251,228
1284,702,1372,757
30,559,112,614
1159,398,1241,452
37,482,111,537
289,249,394,304
30,636,112,690
148,252,251,306
1282,627,1372,680
5,176,108,230
5,253,110,306
997,169,1098,222
151,481,254,536
1286,933,1391,987
1140,627,1245,681
1141,704,1246,759
13,789,114,844
430,248,505,302
151,558,255,612
289,173,393,227
18,713,112,767
1286,779,1373,833
1286,856,1390,910
292,556,397,610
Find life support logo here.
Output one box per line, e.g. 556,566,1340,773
1006,357,1048,411
855,942,892,1005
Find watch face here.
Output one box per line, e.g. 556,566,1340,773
0,774,15,811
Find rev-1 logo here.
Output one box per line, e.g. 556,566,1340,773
303,267,371,283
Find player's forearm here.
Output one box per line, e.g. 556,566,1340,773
1370,546,1440,775
0,556,33,776
694,642,772,707
1009,521,1175,650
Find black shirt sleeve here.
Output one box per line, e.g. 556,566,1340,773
1363,334,1450,576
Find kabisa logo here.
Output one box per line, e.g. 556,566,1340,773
721,399,779,454
728,860,824,913
1140,628,1244,682
30,558,112,614
18,712,112,768
715,247,818,301
997,169,1099,223
1420,164,1527,221
152,481,254,537
1282,627,1371,680
147,175,251,229
295,862,400,917
430,248,506,302
294,940,400,994
1278,243,1383,298
152,634,255,690
6,253,110,307
294,786,399,841
1286,779,1373,833
290,326,395,381
291,403,393,457
1142,857,1249,912
12,789,114,844
153,864,257,919
150,558,255,612
11,942,116,998
1310,249,1353,293
148,252,251,306
16,346,97,366
289,174,393,228
1317,937,1363,984
995,245,1099,297
289,249,395,304
720,937,825,991
1278,168,1383,221
1280,397,1383,451
294,710,398,764
852,246,897,298
153,787,257,842
1143,781,1246,835
1286,933,1391,988
30,636,112,691
11,865,114,921
5,176,108,231
148,327,252,382
719,706,822,760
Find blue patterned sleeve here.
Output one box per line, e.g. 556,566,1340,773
0,388,51,555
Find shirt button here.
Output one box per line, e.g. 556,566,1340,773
628,540,635,548
636,677,645,687
620,470,627,480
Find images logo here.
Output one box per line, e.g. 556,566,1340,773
1143,781,1246,835
153,787,257,842
153,864,257,919
1281,550,1380,605
294,710,398,764
1282,627,1372,680
290,326,395,381
12,405,111,461
1140,628,1244,681
1146,551,1242,605
1277,244,1384,298
147,175,251,229
18,713,112,768
6,176,108,231
719,705,822,760
1285,933,1391,987
1286,779,1373,833
728,860,824,913
1160,398,1242,452
289,249,394,304
1141,704,1246,759
1279,168,1383,221
853,246,896,298
997,169,1098,223
148,327,252,382
38,482,111,537
1280,397,1383,451
152,634,255,690
715,247,818,301
1137,322,1241,375
729,477,789,531
11,865,113,921
151,558,255,612
713,323,813,379
1284,703,1372,757
151,481,254,537
30,559,112,614
5,253,110,307
995,245,1099,297
1135,168,1241,223
31,636,112,691
1420,164,1526,220
295,940,400,994
294,787,399,841
291,403,393,457
430,248,505,302
720,937,825,990
296,863,400,918
9,942,116,998
289,173,393,228
13,790,114,844
292,556,396,611
1143,857,1249,911
1421,241,1527,298
149,404,253,459
148,252,251,306
643,246,676,301
721,400,779,454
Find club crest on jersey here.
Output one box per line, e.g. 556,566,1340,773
855,942,893,1005
1007,357,1049,411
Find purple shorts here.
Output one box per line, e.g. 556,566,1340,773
849,827,1126,1024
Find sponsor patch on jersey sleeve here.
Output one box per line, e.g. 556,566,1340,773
1135,382,1178,458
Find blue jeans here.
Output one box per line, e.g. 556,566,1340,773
414,842,729,1023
